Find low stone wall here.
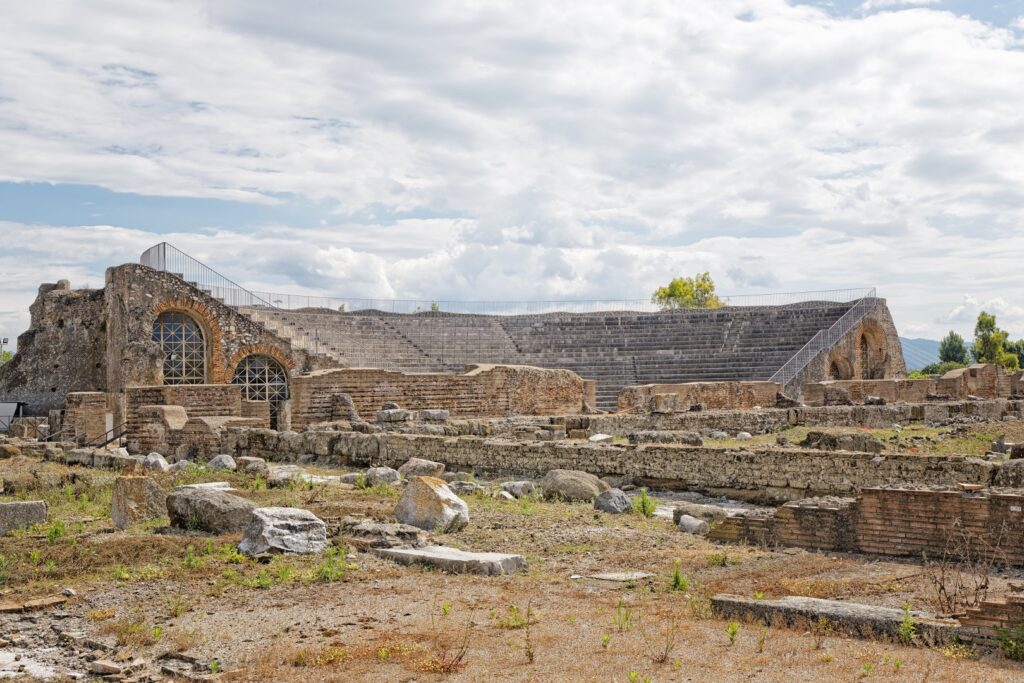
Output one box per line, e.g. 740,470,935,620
580,399,1022,436
223,428,998,503
617,381,782,413
803,363,1021,406
125,384,243,439
710,486,1024,567
288,364,586,428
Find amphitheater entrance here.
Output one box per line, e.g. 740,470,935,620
232,355,289,429
152,311,207,385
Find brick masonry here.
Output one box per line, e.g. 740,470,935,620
288,365,587,428
803,363,1021,406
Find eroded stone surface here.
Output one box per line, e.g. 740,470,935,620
0,500,47,535
541,469,610,502
238,507,327,556
111,476,167,529
374,545,526,575
393,476,468,532
166,487,255,533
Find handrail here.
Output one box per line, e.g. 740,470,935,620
141,242,873,316
768,290,878,396
85,422,128,448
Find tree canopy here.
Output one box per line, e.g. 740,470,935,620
972,311,1020,372
938,330,968,365
651,272,723,311
0,351,11,366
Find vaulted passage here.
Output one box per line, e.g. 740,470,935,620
152,311,206,385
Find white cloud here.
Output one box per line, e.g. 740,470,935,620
859,0,941,11
0,1,1023,347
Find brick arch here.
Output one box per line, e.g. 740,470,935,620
856,319,888,380
150,298,226,383
227,343,297,378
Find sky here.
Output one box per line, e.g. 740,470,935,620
2,0,1024,351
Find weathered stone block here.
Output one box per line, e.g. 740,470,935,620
111,476,167,529
0,501,47,535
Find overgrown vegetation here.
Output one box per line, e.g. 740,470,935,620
651,272,723,310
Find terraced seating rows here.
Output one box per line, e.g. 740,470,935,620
239,301,861,411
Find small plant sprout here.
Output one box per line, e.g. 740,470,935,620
633,488,657,518
602,633,611,650
753,591,765,600
613,599,633,632
726,621,741,646
898,602,917,644
671,561,689,592
757,626,768,653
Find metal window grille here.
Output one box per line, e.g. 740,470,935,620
152,312,206,385
231,355,289,403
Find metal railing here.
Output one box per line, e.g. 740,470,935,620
140,243,277,309
141,242,872,316
768,290,878,395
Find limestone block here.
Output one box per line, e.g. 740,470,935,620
143,453,170,472
237,456,270,477
166,487,255,533
374,545,526,575
238,507,327,556
677,514,710,535
366,466,400,487
501,481,535,498
111,476,167,529
206,454,236,471
0,444,21,459
394,476,469,532
0,501,46,535
341,516,429,550
398,457,445,479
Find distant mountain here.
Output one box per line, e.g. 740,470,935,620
899,337,941,370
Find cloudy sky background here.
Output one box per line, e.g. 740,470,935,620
2,0,1024,349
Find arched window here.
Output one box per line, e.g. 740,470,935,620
232,355,289,428
152,311,206,385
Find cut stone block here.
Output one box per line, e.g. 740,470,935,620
111,476,167,529
238,507,327,556
0,501,47,535
374,545,526,575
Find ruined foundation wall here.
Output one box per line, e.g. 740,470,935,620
617,381,782,413
288,365,586,428
0,282,107,415
803,364,1018,406
124,384,243,443
224,429,997,503
63,391,112,444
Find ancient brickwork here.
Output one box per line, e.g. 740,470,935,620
63,392,111,444
0,281,107,414
125,384,243,443
804,363,1020,406
617,381,782,413
288,365,586,428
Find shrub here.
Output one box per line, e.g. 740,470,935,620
670,561,689,592
997,623,1024,661
46,520,66,544
312,547,350,583
897,602,917,644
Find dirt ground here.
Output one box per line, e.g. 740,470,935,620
3,454,1024,681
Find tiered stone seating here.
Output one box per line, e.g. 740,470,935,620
240,301,860,411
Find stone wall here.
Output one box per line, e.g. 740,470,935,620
0,281,107,414
224,428,997,503
125,384,243,447
709,486,1024,567
617,381,783,413
803,363,1019,406
288,364,586,428
581,398,1022,436
63,391,111,444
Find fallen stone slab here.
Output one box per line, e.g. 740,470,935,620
584,572,654,583
180,481,234,490
0,500,47,535
672,502,733,523
541,469,610,502
238,507,328,556
374,545,526,575
594,488,632,514
677,514,709,535
588,433,613,443
501,481,535,498
166,487,256,533
341,516,429,550
710,594,960,646
111,476,167,529
0,596,67,614
366,466,401,486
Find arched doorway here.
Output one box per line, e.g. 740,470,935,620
152,311,207,385
232,355,289,429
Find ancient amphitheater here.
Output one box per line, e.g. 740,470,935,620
4,243,1024,680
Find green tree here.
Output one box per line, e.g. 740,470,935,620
1005,339,1024,370
972,311,1020,372
0,351,12,365
938,330,968,365
652,272,723,311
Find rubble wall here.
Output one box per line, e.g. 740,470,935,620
617,381,782,413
